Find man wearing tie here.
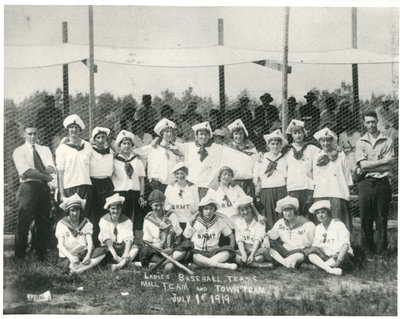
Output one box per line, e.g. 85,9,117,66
13,123,56,260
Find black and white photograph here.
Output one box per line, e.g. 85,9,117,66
2,2,399,315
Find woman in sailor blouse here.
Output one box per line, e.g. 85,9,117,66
267,196,315,269
147,118,183,193
89,127,115,244
111,130,146,229
233,196,272,268
176,121,224,199
312,127,353,232
141,190,183,271
207,166,246,229
164,162,199,231
224,119,258,197
307,200,356,276
55,194,105,274
284,119,320,218
98,194,140,272
254,129,288,225
183,195,237,270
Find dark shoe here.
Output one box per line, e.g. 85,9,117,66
36,253,48,262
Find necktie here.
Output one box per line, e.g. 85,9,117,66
114,225,118,242
195,140,212,162
32,145,46,173
292,143,309,160
316,151,339,167
264,146,291,176
115,154,135,179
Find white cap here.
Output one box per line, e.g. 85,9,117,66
104,193,125,210
276,196,299,213
285,119,305,135
172,161,189,174
60,193,86,211
313,127,338,141
263,129,288,146
63,114,85,130
233,195,253,209
198,194,220,209
91,127,111,140
192,121,213,137
227,119,249,137
309,200,331,214
154,118,177,136
115,130,135,146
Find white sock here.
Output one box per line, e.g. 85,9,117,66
327,267,343,276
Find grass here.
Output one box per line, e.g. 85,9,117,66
3,228,398,315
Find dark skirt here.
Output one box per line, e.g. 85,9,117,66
97,242,139,264
259,186,287,225
56,247,106,272
117,190,145,230
270,239,306,258
90,177,114,244
64,184,93,219
313,197,353,232
234,179,255,197
288,189,314,218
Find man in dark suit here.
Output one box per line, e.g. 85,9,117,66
254,93,279,134
299,91,321,137
227,96,253,129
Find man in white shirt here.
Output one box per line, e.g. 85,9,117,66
13,123,56,260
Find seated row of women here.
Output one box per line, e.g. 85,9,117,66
56,190,356,277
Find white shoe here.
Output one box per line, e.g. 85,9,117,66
164,263,175,272
223,263,237,270
328,268,343,276
253,262,274,268
111,264,118,272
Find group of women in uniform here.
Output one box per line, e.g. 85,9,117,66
54,113,356,276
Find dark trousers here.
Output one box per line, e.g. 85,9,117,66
64,184,93,219
15,181,51,259
90,177,114,245
358,178,391,254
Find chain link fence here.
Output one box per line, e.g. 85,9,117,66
4,83,398,234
